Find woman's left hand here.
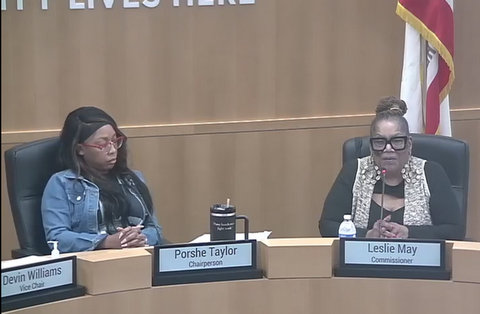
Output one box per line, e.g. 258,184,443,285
117,225,148,248
380,222,409,239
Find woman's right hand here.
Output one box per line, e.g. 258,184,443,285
99,225,147,249
98,233,122,249
366,215,392,238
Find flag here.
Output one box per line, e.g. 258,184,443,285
396,0,455,135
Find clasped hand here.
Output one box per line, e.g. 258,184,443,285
100,225,148,249
366,215,409,239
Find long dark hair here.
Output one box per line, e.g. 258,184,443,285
58,107,154,233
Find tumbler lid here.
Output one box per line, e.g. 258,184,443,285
211,203,236,214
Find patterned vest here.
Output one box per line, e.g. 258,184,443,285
351,156,432,228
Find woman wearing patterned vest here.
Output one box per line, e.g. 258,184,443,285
319,96,463,240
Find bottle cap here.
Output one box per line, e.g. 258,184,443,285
343,214,352,220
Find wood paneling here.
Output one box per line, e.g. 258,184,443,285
6,278,480,314
2,112,479,259
2,0,404,129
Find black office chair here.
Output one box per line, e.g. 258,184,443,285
5,137,62,258
342,133,470,240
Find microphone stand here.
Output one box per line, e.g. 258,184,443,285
380,169,386,220
380,169,386,237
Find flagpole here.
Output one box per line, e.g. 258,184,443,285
420,37,427,133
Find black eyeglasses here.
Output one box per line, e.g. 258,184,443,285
370,136,408,152
81,136,125,152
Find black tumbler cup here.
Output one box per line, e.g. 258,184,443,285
210,203,249,241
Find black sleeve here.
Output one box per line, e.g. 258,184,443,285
319,160,357,237
407,161,464,240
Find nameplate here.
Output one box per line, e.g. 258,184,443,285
344,239,442,267
153,240,262,285
1,256,85,312
1,256,76,298
336,238,449,280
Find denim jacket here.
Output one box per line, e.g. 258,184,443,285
41,169,163,253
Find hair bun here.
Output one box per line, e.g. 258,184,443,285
375,96,408,116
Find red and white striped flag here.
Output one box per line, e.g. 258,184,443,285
396,0,455,135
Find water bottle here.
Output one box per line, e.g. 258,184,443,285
338,214,356,238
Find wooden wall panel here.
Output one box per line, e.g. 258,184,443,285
451,0,480,108
2,0,405,130
2,113,479,259
452,119,480,242
126,126,366,242
3,0,478,131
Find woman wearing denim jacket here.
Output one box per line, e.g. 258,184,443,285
41,107,164,253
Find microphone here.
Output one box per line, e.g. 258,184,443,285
379,168,387,221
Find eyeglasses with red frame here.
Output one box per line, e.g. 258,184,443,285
81,136,125,152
